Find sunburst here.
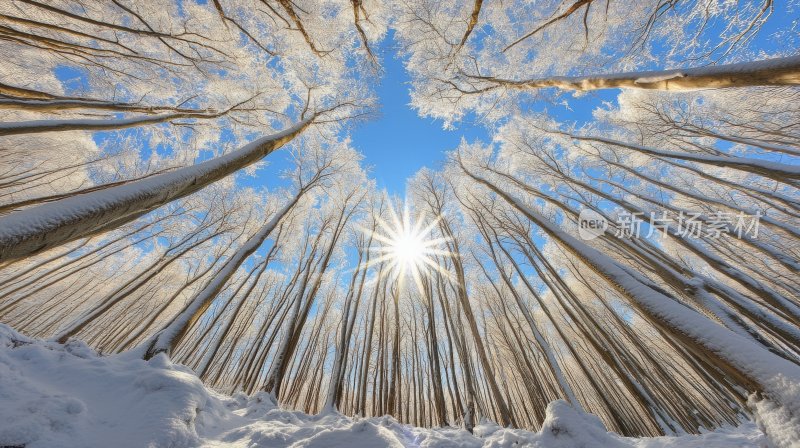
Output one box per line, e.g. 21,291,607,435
361,199,453,292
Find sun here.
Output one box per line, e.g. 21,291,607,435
389,227,426,269
362,200,452,287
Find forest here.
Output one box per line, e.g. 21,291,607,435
0,1,799,447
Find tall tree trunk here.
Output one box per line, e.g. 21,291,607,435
141,189,306,358
0,117,314,261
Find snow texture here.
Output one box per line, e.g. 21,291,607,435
0,118,310,261
529,55,800,90
0,324,776,448
634,73,686,84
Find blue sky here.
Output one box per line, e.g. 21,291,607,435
348,33,487,194
46,6,799,320
348,32,617,195
56,8,798,200
345,10,797,196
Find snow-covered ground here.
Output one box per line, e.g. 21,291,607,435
0,324,769,448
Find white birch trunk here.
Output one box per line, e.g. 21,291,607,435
472,55,800,91
462,163,800,397
139,192,304,359
0,118,312,261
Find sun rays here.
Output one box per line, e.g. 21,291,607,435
360,199,453,293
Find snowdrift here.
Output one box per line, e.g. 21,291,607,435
0,324,771,447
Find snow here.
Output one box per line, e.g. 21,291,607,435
463,166,800,443
0,118,311,262
567,132,800,180
139,193,302,358
749,374,800,448
634,73,686,84
0,324,776,448
0,113,192,137
0,325,229,448
481,55,800,93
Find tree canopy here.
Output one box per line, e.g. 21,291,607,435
1,0,799,444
